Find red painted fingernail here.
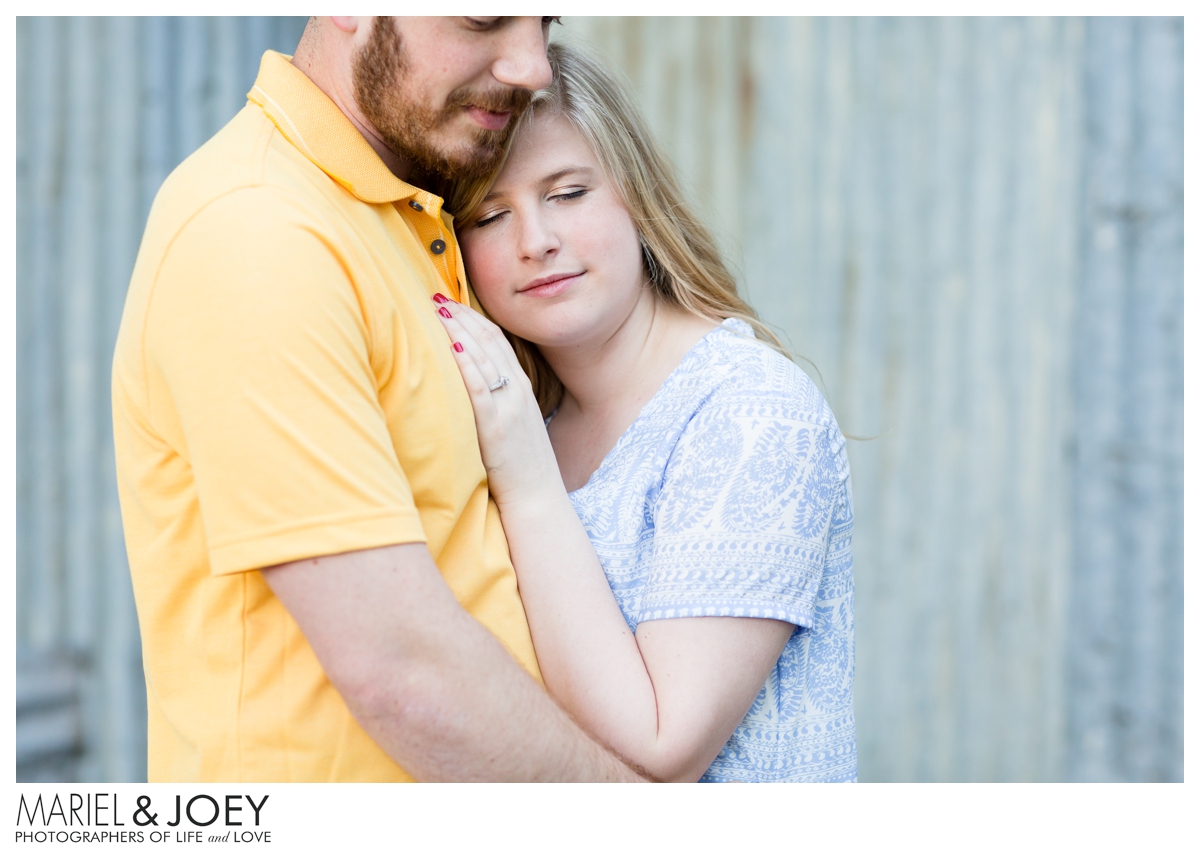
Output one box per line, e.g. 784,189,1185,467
432,293,449,304
439,307,452,319
453,342,463,353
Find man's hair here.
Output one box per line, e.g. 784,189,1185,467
446,41,790,416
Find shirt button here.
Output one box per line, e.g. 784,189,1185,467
430,239,446,255
409,200,423,211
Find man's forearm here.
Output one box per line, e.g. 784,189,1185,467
262,543,648,782
349,601,645,782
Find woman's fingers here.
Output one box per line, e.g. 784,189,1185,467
447,337,496,410
435,305,501,397
431,296,561,502
432,301,500,395
432,299,526,389
436,300,526,380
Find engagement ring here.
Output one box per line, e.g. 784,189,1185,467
488,376,511,392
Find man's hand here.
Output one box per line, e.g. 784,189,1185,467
261,542,648,782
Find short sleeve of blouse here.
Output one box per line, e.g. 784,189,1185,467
637,361,849,629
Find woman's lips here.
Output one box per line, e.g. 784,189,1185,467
466,105,511,131
519,272,582,298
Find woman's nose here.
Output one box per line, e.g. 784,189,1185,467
518,214,559,260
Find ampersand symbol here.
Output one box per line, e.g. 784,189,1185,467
133,796,158,826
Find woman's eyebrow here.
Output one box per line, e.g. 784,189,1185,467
540,166,593,185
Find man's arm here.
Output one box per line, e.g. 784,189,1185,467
261,542,649,782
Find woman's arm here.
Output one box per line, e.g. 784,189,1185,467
499,489,793,781
434,299,793,781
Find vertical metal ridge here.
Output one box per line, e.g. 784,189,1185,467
1067,16,1183,783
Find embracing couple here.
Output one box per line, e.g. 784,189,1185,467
113,16,855,783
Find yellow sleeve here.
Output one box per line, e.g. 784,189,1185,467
145,186,426,575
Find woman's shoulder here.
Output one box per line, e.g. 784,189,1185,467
698,319,839,433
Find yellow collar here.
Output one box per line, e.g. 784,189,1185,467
248,50,443,212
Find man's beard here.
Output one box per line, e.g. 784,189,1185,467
353,17,533,182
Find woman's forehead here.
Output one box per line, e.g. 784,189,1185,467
495,111,599,186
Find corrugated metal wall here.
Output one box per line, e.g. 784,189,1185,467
564,15,1182,783
1066,17,1184,783
15,15,309,782
15,17,1182,782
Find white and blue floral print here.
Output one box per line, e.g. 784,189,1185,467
567,319,857,782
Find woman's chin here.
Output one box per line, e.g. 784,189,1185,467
515,328,582,350
499,313,597,351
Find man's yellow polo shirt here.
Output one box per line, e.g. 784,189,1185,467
112,51,540,782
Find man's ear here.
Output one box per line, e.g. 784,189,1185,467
330,17,364,35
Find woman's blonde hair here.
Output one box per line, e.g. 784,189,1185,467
447,41,789,416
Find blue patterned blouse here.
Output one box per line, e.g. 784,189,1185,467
565,319,857,782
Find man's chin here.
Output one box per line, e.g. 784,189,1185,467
436,113,514,169
385,116,510,184
427,141,507,182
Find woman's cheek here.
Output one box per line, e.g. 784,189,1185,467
462,243,512,320
461,236,494,290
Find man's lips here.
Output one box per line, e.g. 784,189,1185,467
519,272,582,298
465,105,511,131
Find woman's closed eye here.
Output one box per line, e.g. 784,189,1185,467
472,188,589,229
550,187,589,203
472,208,509,229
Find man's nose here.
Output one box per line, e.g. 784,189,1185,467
491,17,553,92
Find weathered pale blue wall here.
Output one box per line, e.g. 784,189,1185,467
15,15,309,782
565,15,1182,783
15,16,1182,782
1066,17,1183,783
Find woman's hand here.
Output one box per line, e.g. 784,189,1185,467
432,296,565,506
434,294,790,783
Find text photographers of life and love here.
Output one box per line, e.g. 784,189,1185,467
15,793,271,844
